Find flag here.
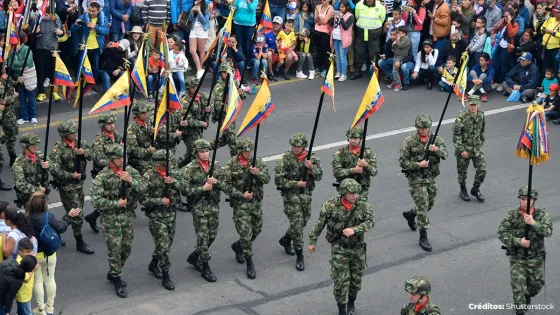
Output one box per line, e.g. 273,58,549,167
153,74,183,139
2,11,14,63
321,59,335,112
350,65,385,129
221,75,242,132
202,36,218,65
89,70,130,114
257,0,273,34
453,53,469,107
515,103,550,165
9,19,18,45
132,39,148,97
65,47,96,104
53,52,74,87
237,79,275,136
215,10,234,62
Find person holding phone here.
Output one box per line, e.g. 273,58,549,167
404,0,426,56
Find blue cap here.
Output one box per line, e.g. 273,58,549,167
287,1,297,10
519,52,533,61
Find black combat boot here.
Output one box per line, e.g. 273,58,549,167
347,295,356,315
295,249,305,271
0,179,12,191
279,235,295,256
459,183,470,201
201,262,217,282
419,229,432,252
84,209,100,233
75,235,95,254
337,303,347,315
231,240,245,264
161,271,175,291
402,209,417,231
525,295,531,305
9,153,16,167
107,272,127,287
113,276,127,298
471,185,485,202
148,258,163,279
187,251,202,271
245,256,256,279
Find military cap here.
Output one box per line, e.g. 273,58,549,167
415,114,432,128
237,138,255,152
518,186,538,200
98,113,117,127
468,95,480,105
405,276,431,295
219,63,232,73
105,144,124,159
132,100,152,115
19,133,41,146
289,132,308,147
186,76,199,88
195,139,212,151
152,149,167,165
57,120,78,135
346,125,364,139
339,178,361,195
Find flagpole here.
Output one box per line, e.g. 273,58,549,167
244,74,267,193
75,73,84,176
120,64,135,199
208,73,230,177
206,53,225,124
165,72,170,177
41,52,57,187
354,117,369,183
524,160,533,258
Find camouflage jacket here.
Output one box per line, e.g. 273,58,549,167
401,301,441,315
0,77,18,107
91,131,123,174
91,165,147,213
127,117,153,161
49,140,92,189
12,152,48,196
498,207,552,259
309,197,374,246
275,151,323,196
221,155,270,203
181,160,239,205
399,133,448,184
211,78,246,121
453,110,485,156
332,146,377,188
180,91,209,139
154,110,181,150
140,167,184,210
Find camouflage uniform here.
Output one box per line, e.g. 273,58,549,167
275,133,323,271
332,126,377,201
453,95,486,202
401,276,441,315
0,77,19,189
177,77,210,168
309,179,374,314
91,144,146,298
498,187,552,314
12,133,49,207
399,115,447,252
221,138,270,279
127,101,154,175
141,150,183,290
154,109,182,163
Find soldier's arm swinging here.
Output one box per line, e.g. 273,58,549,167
351,204,375,235
498,214,523,249
309,202,330,246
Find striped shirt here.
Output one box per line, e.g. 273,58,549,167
142,0,171,26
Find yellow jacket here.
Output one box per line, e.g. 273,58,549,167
542,17,560,49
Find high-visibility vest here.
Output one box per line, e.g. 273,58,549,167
355,1,386,30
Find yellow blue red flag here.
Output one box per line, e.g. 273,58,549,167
454,53,469,107
1,11,14,64
153,74,183,139
216,10,234,62
66,47,96,105
237,79,275,136
132,39,148,97
515,103,550,164
257,0,273,34
89,70,130,114
53,52,74,87
221,75,242,132
350,65,385,129
321,58,335,112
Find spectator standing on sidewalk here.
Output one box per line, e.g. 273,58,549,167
350,0,385,80
313,0,334,78
110,0,132,42
427,0,450,52
9,33,37,125
330,0,353,82
189,0,211,79
142,0,171,49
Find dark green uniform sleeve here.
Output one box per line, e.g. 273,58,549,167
399,138,420,170
48,144,75,180
433,136,448,160
532,211,553,237
274,155,298,189
353,203,374,235
498,211,522,248
255,158,270,184
309,201,330,246
308,153,323,181
453,113,466,153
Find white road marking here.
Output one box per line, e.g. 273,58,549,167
46,103,528,209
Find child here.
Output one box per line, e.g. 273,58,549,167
286,1,299,30
275,19,298,80
169,41,189,98
467,16,487,67
536,68,559,103
384,7,405,42
300,1,314,31
330,0,354,82
439,55,457,92
474,0,487,18
0,202,10,233
0,255,37,315
390,27,411,91
16,238,37,315
147,49,162,100
295,28,315,80
251,35,268,85
543,83,560,123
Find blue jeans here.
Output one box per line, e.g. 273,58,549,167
438,81,453,92
111,32,124,42
378,58,414,84
269,5,286,22
493,47,510,84
545,110,560,120
409,31,421,57
17,86,37,120
147,74,159,95
333,39,348,76
233,23,253,64
17,301,32,315
98,70,112,93
172,72,185,96
88,49,101,80
251,58,268,79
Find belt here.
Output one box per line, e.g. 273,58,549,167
337,243,364,249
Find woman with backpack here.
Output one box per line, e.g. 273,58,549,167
1,208,37,259
26,192,79,315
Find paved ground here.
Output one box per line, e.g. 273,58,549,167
1,76,559,315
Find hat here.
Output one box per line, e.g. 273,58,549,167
339,178,361,195
195,139,212,151
98,113,117,127
298,28,310,37
289,132,308,147
119,39,131,51
468,95,480,104
287,1,297,10
152,150,167,165
405,276,432,295
415,114,432,128
58,120,78,136
255,35,265,43
346,125,364,139
518,186,538,200
549,83,559,91
186,76,199,88
129,26,143,34
519,52,532,61
237,138,255,152
273,16,284,25
20,133,41,146
105,144,124,159
132,100,152,115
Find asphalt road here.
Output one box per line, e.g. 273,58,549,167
0,76,559,315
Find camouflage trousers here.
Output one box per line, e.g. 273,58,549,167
148,209,177,272
409,182,437,230
330,244,366,304
283,196,312,251
59,187,85,236
100,211,136,277
456,153,486,185
0,112,18,169
233,201,263,257
192,202,219,262
509,257,545,309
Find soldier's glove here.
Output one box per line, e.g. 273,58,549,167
400,306,408,315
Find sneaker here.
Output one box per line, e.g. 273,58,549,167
338,75,347,82
496,85,504,92
387,82,394,89
36,93,46,102
31,118,37,124
296,71,307,79
521,96,529,103
481,93,488,102
361,64,367,72
33,308,47,315
334,72,341,79
252,78,260,85
320,70,327,78
552,119,560,125
52,92,61,101
17,119,29,125
393,84,402,92
308,71,315,80
269,75,278,82
402,84,409,91
491,83,499,89
196,69,204,79
283,73,291,80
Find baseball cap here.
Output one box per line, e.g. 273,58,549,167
287,1,297,10
119,39,130,51
255,35,265,43
550,83,560,91
273,16,284,24
519,52,532,61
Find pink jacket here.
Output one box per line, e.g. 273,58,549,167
330,12,354,49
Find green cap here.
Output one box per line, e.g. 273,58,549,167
468,95,480,104
132,100,152,115
237,138,255,152
339,178,361,195
405,276,431,295
346,125,364,139
289,132,308,147
19,133,41,146
415,114,432,128
186,76,199,88
58,120,78,136
98,113,117,128
152,149,167,165
194,139,212,151
105,144,124,159
518,186,538,200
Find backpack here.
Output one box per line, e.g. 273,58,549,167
130,5,143,24
39,213,61,257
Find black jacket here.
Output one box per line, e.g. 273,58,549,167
99,47,127,80
30,212,69,253
437,38,468,67
0,259,26,313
